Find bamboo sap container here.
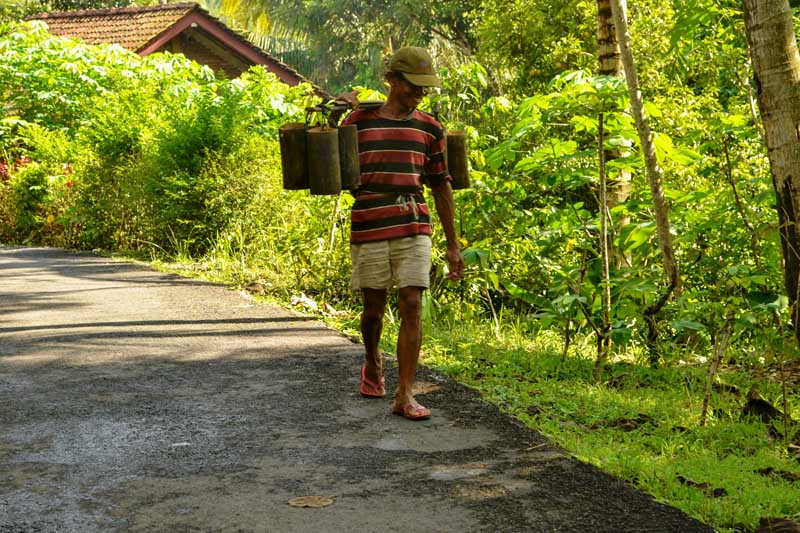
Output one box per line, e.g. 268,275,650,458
306,126,342,195
338,124,360,190
279,123,309,190
445,130,470,190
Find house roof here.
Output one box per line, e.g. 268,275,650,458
31,2,320,90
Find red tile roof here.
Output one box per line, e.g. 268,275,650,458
34,3,198,51
31,2,323,92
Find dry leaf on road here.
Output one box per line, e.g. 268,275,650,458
288,496,335,508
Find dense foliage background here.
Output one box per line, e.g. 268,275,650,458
1,1,798,530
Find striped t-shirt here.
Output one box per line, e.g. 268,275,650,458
342,108,451,244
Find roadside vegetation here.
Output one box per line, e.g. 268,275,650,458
1,2,799,530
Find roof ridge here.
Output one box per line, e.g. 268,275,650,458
34,2,199,19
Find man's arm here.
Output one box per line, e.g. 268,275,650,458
430,181,465,281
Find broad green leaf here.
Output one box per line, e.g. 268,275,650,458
618,222,656,252
604,135,633,148
749,293,788,311
570,115,597,134
462,247,489,267
670,147,702,165
487,271,500,291
504,281,539,306
671,320,706,331
644,101,663,118
553,293,587,306
653,132,701,165
652,131,674,162
610,323,633,344
485,142,515,172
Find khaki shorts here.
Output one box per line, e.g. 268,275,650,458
350,235,432,291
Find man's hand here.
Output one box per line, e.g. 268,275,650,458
335,90,360,110
445,245,465,281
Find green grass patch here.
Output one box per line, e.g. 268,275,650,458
417,318,800,532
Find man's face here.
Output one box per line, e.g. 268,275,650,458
390,73,429,109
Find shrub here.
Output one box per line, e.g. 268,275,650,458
1,21,315,254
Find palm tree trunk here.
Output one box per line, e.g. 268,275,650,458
742,0,800,343
597,0,622,77
597,0,632,268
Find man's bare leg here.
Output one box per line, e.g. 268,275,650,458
394,286,424,409
362,288,387,385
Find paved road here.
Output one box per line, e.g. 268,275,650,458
0,246,713,532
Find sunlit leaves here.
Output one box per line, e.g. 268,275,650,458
473,0,595,95
514,138,579,173
653,132,702,165
618,222,656,253
468,51,781,357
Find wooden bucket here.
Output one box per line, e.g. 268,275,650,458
446,130,470,190
307,126,341,195
279,123,308,190
338,124,360,190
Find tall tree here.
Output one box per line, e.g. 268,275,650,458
593,0,626,374
475,0,596,95
610,0,681,364
0,1,46,20
742,0,800,343
597,0,631,268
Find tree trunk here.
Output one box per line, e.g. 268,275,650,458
597,0,622,77
742,0,800,344
610,0,681,364
595,113,613,379
610,0,679,289
597,0,632,268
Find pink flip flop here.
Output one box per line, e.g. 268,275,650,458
360,365,386,398
392,400,431,420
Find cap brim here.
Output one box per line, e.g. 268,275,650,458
402,72,442,88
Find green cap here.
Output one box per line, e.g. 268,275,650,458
387,46,441,88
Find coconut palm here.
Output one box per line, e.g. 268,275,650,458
201,0,477,92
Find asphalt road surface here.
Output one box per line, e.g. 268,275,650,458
0,246,714,532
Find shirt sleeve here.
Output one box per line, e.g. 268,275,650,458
423,127,451,188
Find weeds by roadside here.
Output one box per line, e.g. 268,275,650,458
416,319,800,532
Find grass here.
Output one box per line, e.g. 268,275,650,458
145,251,800,533
416,319,800,532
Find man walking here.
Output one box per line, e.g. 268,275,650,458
336,46,465,420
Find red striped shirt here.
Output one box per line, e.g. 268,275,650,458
342,108,450,244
